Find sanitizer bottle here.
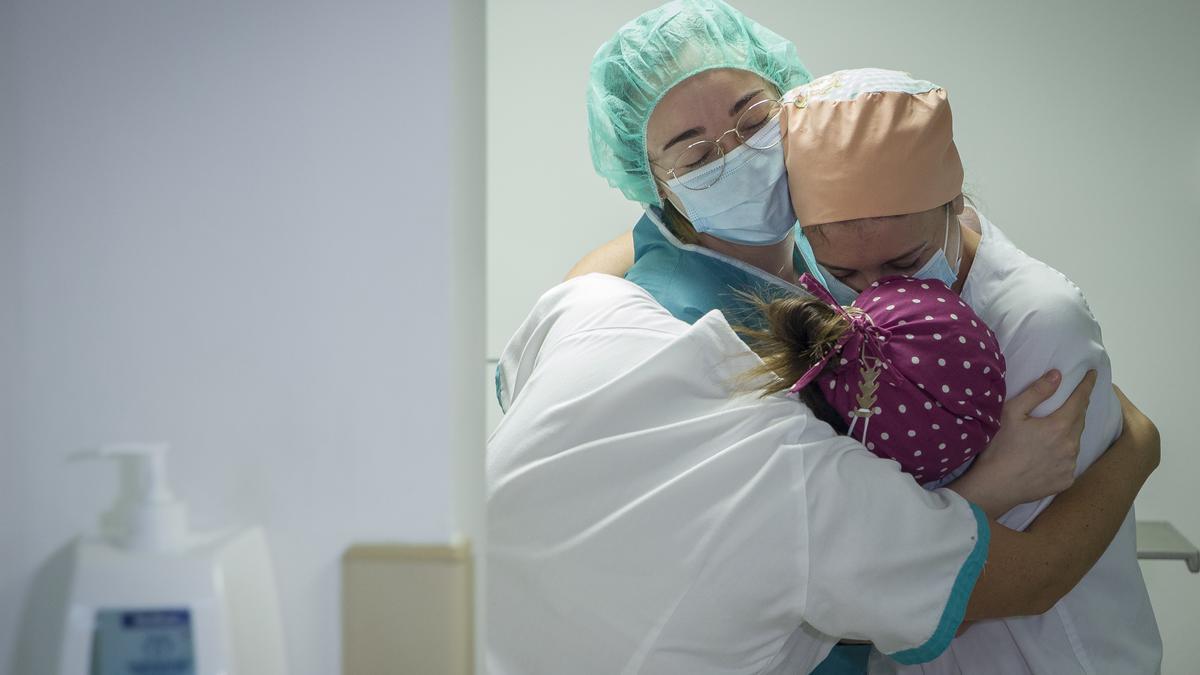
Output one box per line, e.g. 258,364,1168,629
40,443,287,675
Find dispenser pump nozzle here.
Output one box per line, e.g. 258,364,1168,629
71,443,189,552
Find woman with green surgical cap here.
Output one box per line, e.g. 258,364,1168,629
585,0,816,326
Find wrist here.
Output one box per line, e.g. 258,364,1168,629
948,470,1010,520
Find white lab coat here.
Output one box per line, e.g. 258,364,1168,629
870,210,1161,675
489,274,990,675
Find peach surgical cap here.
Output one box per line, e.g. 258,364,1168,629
782,68,964,226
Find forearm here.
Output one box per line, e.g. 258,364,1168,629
947,470,1013,520
965,406,1158,619
1017,411,1156,602
565,230,635,280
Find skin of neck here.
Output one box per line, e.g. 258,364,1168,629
698,229,800,284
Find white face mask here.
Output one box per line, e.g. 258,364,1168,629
804,205,962,305
665,118,796,246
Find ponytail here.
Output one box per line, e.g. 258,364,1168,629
736,293,853,432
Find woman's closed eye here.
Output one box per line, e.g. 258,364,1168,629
683,148,717,169
888,256,923,272
740,117,769,135
885,245,930,273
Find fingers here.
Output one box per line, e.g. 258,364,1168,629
1059,370,1099,422
1006,369,1063,419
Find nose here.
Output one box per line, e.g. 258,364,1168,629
714,127,742,153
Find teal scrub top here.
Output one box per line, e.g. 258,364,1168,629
623,208,817,329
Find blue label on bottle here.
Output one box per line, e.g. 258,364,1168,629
93,608,195,675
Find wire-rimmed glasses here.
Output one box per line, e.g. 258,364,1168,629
652,98,785,191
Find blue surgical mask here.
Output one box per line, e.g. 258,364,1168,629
819,267,862,306
795,233,858,303
666,118,796,246
912,206,961,290
801,205,962,304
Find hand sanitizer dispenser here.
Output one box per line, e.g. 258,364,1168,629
42,443,287,675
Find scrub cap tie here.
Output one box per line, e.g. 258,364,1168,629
587,0,811,206
791,273,1006,483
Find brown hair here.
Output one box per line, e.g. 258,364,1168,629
735,292,854,432
661,198,702,244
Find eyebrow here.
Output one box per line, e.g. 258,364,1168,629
818,243,928,274
661,127,703,154
659,88,767,154
729,88,764,117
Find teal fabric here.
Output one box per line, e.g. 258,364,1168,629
494,362,504,412
587,0,811,206
888,503,992,665
811,644,871,675
624,211,811,329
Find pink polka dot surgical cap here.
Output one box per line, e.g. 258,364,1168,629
791,274,1006,483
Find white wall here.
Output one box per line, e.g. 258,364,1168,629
447,0,489,665
1,1,484,673
487,0,1200,672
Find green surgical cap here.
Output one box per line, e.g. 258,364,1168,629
587,0,811,206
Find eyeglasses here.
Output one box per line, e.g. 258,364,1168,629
651,98,785,191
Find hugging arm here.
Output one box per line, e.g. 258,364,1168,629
948,369,1093,520
566,229,635,280
792,379,1156,658
965,385,1159,619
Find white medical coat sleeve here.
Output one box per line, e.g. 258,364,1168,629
797,419,990,662
494,273,687,412
986,276,1121,531
871,213,1159,675
954,232,1158,674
